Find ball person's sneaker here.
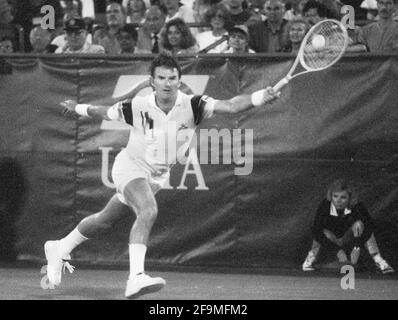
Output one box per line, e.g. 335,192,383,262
125,273,166,299
302,251,316,271
375,258,395,275
44,240,74,286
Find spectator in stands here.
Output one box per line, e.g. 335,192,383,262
61,0,83,21
160,18,199,54
29,25,58,53
12,0,64,52
125,0,147,23
0,36,14,53
116,23,139,53
193,0,221,27
136,5,166,53
162,0,196,23
355,0,398,52
246,0,267,25
55,17,105,53
0,0,13,25
225,0,253,25
302,0,330,25
224,24,255,52
283,0,303,20
196,3,232,52
0,0,22,52
248,0,289,52
302,178,395,274
93,1,126,54
51,15,94,52
283,17,309,52
360,0,379,20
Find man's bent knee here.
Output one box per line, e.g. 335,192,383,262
136,206,158,224
352,220,364,236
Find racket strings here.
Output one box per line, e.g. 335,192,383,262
302,21,347,70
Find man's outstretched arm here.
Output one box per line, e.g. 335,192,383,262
60,79,151,121
213,87,280,114
61,100,122,121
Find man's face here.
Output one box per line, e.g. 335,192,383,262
163,0,180,11
117,31,136,51
377,0,396,19
304,8,322,26
106,3,125,28
66,29,87,51
145,8,165,34
151,66,181,100
331,191,350,210
264,0,285,23
289,22,307,43
229,31,248,52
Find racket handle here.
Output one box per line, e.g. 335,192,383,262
273,77,290,92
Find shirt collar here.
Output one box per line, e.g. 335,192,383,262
330,203,351,216
150,90,183,114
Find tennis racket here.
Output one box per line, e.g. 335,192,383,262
273,19,349,92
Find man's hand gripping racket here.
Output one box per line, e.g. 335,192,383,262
273,19,349,92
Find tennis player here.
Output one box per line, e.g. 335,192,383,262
44,53,280,299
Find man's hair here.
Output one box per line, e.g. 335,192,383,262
117,24,138,41
106,1,127,15
149,52,182,78
326,178,358,207
302,0,329,18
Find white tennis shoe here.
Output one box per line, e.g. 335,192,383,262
44,240,74,286
125,273,166,299
302,251,316,271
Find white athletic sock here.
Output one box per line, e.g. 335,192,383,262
58,227,89,255
129,243,147,279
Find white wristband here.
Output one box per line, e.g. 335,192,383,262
251,90,266,107
75,104,90,117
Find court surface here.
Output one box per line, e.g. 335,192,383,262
0,264,397,300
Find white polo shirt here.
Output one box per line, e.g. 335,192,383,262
115,90,216,175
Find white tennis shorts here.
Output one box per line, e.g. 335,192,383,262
111,150,170,205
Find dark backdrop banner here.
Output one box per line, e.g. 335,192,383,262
0,55,397,269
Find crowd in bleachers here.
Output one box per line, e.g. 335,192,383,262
0,0,397,54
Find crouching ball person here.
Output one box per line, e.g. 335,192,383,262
302,178,394,274
44,53,280,299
